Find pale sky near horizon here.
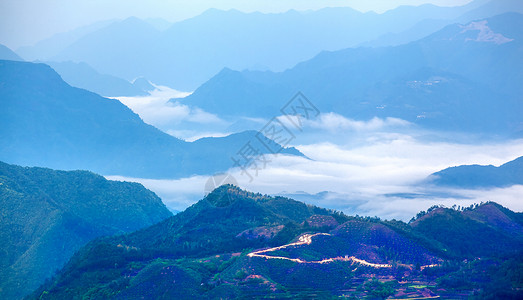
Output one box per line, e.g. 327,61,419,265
1,0,473,49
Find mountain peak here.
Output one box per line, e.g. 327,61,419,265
205,184,270,207
0,44,23,61
427,155,523,188
464,202,523,234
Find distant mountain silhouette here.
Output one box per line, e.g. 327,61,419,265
16,19,117,61
132,76,155,92
428,156,523,188
0,60,303,179
0,161,172,299
457,0,523,21
361,0,523,47
0,44,23,61
180,13,523,134
18,0,510,91
44,61,151,96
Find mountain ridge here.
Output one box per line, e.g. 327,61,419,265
23,0,504,90
428,155,523,188
0,44,23,61
0,160,172,299
29,185,523,299
0,60,304,179
43,60,152,96
180,13,523,135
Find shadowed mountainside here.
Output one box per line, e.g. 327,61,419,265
0,60,303,179
30,185,523,299
428,156,523,188
0,161,172,299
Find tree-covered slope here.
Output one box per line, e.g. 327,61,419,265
28,185,344,298
0,161,172,299
29,186,522,299
410,202,523,258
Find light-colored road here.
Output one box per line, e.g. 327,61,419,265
247,233,438,270
247,233,392,268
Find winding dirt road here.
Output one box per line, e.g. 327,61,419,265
247,233,393,268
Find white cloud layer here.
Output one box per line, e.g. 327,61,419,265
106,134,523,221
110,87,523,220
114,86,230,141
302,113,411,132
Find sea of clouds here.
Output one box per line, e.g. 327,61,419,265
109,87,523,220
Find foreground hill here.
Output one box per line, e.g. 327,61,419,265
428,156,523,188
0,60,302,179
181,13,523,135
0,161,172,299
31,185,523,299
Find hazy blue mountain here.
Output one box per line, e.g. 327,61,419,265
180,13,523,135
359,18,451,48
44,61,151,96
457,0,523,22
428,156,523,188
51,16,163,85
190,130,305,172
361,0,523,47
16,19,117,61
144,17,172,30
43,1,492,91
0,44,23,61
0,161,172,299
0,60,303,179
132,76,155,92
30,185,523,299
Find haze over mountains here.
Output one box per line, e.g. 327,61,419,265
0,60,303,179
1,1,523,299
14,0,523,91
181,12,523,135
43,61,154,97
1,4,521,214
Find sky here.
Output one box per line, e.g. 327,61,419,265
1,0,473,49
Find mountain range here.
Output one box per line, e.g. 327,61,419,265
0,161,172,299
15,0,523,91
1,43,150,97
180,13,523,135
16,19,118,62
43,61,154,97
428,155,523,188
29,185,523,299
0,60,303,179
